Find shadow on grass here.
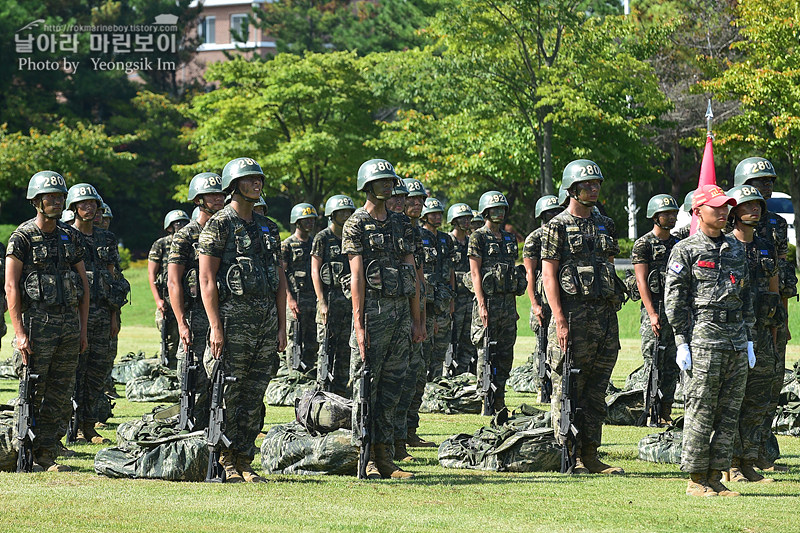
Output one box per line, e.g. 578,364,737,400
407,472,586,486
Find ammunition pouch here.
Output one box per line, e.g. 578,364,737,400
462,272,474,294
481,263,519,295
559,261,625,308
364,260,415,298
109,275,132,308
779,259,798,299
433,283,455,314
183,267,199,302
320,262,345,288
23,271,79,307
514,264,527,296
757,291,781,327
339,273,352,300
647,268,664,295
87,269,114,305
223,256,273,299
624,270,641,302
289,270,310,293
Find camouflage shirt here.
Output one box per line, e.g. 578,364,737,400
149,234,172,298
742,234,779,328
756,210,788,258
419,227,454,285
631,230,680,298
450,231,470,293
76,227,119,308
664,230,755,350
282,234,314,297
468,225,520,295
0,242,5,298
311,226,350,288
168,220,204,309
522,226,546,301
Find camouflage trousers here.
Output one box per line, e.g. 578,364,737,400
75,305,113,425
425,308,452,380
203,297,279,460
639,306,680,412
351,296,411,446
285,291,319,372
316,292,353,398
763,321,788,461
155,307,179,370
531,305,551,393
452,291,477,374
177,307,210,430
472,293,518,411
395,300,425,440
106,312,121,391
681,343,747,473
549,302,619,452
734,325,779,461
13,308,79,462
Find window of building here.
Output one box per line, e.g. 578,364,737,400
198,16,215,44
230,14,249,43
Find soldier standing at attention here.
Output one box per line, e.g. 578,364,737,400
631,194,681,423
168,172,226,429
470,190,524,416
66,183,119,444
523,195,562,403
283,203,319,371
149,209,190,370
733,157,794,473
6,171,90,471
344,159,423,479
725,185,780,484
665,184,755,497
447,203,476,374
199,157,287,483
541,160,625,475
311,195,356,396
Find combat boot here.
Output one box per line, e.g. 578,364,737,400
36,451,72,473
571,458,590,475
407,429,436,448
73,429,88,445
394,440,414,461
219,451,244,483
707,469,740,497
580,446,625,475
236,456,265,483
364,448,381,480
82,424,111,444
739,461,774,483
58,442,76,458
754,458,789,472
686,473,717,497
374,444,414,479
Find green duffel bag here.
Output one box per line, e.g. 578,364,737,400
0,404,17,472
420,373,482,414
112,351,163,384
294,389,352,436
265,369,315,407
94,430,207,481
117,404,181,447
125,367,180,403
260,422,358,476
0,359,17,380
605,387,645,426
773,401,800,437
507,358,539,394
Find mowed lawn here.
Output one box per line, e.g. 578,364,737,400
1,266,799,533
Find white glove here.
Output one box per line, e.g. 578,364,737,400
676,343,692,371
747,341,756,369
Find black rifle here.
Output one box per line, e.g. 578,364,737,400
205,322,236,483
16,360,39,473
443,315,459,378
65,378,80,444
481,323,498,417
637,301,665,427
536,320,552,404
319,282,335,391
290,318,307,372
559,313,581,474
357,356,372,480
179,310,199,431
160,306,173,368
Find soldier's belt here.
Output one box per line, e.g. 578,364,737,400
28,302,73,313
694,309,743,323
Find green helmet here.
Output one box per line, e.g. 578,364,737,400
290,203,318,224
421,197,444,217
221,157,265,192
27,171,68,200
101,202,113,219
727,184,766,213
561,159,604,191
61,209,75,224
191,207,200,221
357,159,398,192
324,195,356,216
646,194,679,218
254,195,267,209
188,172,223,201
66,183,102,211
392,180,409,197
447,203,472,223
478,190,508,214
535,195,560,218
164,209,190,230
403,178,427,198
734,157,777,186
470,210,485,225
682,190,695,212
558,186,569,207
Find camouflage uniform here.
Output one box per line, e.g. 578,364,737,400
149,235,179,369
74,227,119,427
450,232,476,373
282,234,318,371
631,231,681,413
198,205,282,460
8,220,84,462
734,235,781,462
311,227,352,397
523,226,550,379
540,210,621,455
421,227,455,380
469,225,520,411
343,208,415,447
168,220,211,426
665,231,754,473
0,242,6,346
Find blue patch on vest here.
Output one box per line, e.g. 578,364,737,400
598,225,606,231
504,235,511,241
422,239,430,245
261,226,269,233
770,219,777,224
760,249,769,256
60,234,69,241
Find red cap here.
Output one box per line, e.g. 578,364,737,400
692,184,736,209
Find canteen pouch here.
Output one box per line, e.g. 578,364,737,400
24,272,57,305
598,262,617,301
339,273,352,299
424,274,436,304
559,265,579,296
399,264,416,297
482,271,497,296
365,260,383,291
758,291,780,326
624,270,641,302
462,272,474,294
183,268,199,300
779,259,798,299
647,269,663,295
110,276,132,308
514,264,527,296
381,266,400,297
434,284,454,314
576,265,596,297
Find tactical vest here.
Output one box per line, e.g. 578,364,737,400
284,236,313,296
154,235,172,300
451,233,470,294
178,221,203,310
217,209,280,302
358,210,416,298
745,237,781,327
640,233,679,303
420,227,455,312
19,221,82,310
475,226,526,296
81,229,117,309
316,228,349,290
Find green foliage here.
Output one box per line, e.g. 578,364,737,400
789,243,796,268
617,238,634,259
118,245,132,271
0,223,15,246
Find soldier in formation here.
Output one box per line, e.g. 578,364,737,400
447,202,477,375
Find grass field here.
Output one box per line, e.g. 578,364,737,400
1,266,799,533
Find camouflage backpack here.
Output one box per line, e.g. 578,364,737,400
260,422,358,476
112,351,163,384
294,389,353,436
507,356,539,394
0,404,16,472
605,388,645,426
125,366,180,403
773,402,800,437
265,366,316,406
0,359,16,380
420,373,482,414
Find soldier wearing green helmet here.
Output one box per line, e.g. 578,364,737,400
95,203,112,230
523,194,563,403
541,159,625,475
66,182,120,445
343,158,423,479
630,194,681,426
724,184,782,483
61,209,76,225
6,172,90,472
283,203,320,372
253,196,267,216
148,209,190,370
469,190,525,416
198,156,287,483
469,210,484,232
448,203,477,374
311,195,356,396
166,172,226,430
386,180,408,214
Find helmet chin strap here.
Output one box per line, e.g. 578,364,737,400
653,218,675,230
372,182,391,201
234,186,258,203
570,191,595,207
199,198,219,214
34,199,61,219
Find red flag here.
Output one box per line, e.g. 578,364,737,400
690,135,717,235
